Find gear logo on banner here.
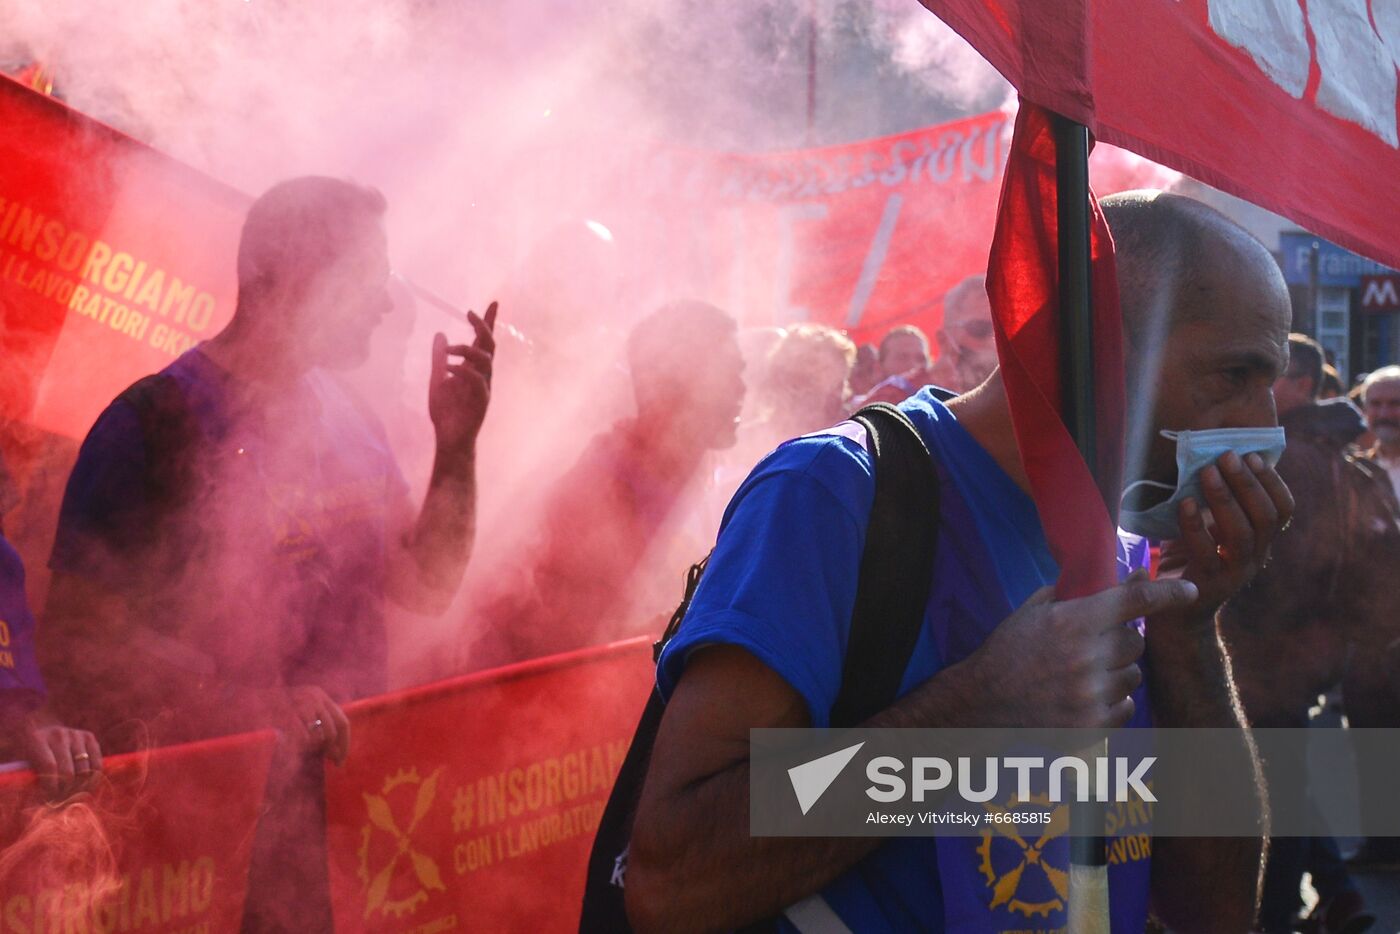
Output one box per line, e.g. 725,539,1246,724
357,766,447,920
975,794,1068,920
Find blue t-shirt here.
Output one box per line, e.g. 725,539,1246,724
0,533,46,713
50,347,409,704
657,389,1152,933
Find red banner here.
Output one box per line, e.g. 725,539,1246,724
1,75,1171,443
0,75,245,441
0,731,274,933
919,0,1400,271
324,639,653,933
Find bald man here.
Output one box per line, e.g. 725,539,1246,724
623,191,1291,933
928,274,998,393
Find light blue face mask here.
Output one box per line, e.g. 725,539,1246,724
1118,426,1287,541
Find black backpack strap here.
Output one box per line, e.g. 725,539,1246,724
829,402,941,727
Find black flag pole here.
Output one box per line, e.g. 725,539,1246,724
1052,115,1111,932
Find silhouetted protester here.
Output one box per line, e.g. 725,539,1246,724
1221,334,1389,932
926,274,998,393
624,193,1288,932
42,177,495,931
1345,365,1400,870
852,324,931,405
473,300,744,665
0,458,102,798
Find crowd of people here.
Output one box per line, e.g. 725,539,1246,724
0,177,1398,932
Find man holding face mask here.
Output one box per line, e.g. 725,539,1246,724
623,191,1292,933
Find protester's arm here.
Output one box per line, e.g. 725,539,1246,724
1146,451,1294,932
628,578,1193,932
387,304,495,614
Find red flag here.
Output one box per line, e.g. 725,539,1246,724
921,0,1400,272
987,101,1124,598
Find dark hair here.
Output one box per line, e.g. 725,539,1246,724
236,176,387,303
1285,333,1325,399
627,300,737,389
1319,365,1344,399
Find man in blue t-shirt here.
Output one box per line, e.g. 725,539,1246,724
44,176,494,756
42,177,495,932
625,192,1295,932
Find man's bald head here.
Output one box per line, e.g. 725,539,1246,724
1101,190,1286,353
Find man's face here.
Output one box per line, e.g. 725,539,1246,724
880,334,929,378
296,224,394,370
1132,263,1291,487
937,292,998,391
686,333,747,450
1271,370,1314,417
1365,379,1400,445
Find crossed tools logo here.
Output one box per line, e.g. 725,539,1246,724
358,767,447,919
976,794,1069,920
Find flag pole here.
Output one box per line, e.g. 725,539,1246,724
1052,114,1111,933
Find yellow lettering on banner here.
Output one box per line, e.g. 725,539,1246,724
0,198,222,340
9,207,43,253
94,874,131,934
0,200,17,241
187,293,214,332
122,260,148,301
32,889,60,934
162,862,189,922
150,323,195,357
453,834,494,875
103,253,135,294
501,799,606,861
61,883,89,933
0,620,11,647
0,650,15,669
131,269,165,312
2,894,30,934
189,857,215,913
159,279,195,322
82,241,112,285
56,230,90,272
456,739,632,833
34,219,63,263
133,868,159,926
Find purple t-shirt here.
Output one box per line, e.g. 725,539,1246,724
0,533,46,713
657,389,1152,933
50,347,408,703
